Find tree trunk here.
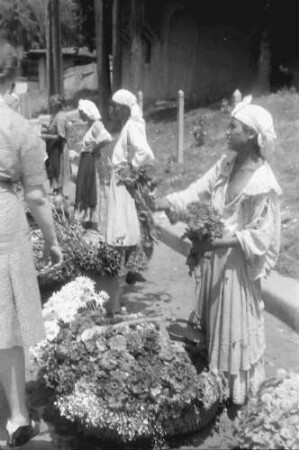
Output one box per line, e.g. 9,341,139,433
130,0,143,94
112,0,122,92
94,0,111,122
47,0,63,102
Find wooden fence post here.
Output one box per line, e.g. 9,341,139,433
137,90,143,115
177,90,184,164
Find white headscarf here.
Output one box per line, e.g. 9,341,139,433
231,95,276,158
112,89,142,120
78,99,101,121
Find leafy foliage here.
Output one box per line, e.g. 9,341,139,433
235,369,299,450
0,0,80,50
116,164,159,272
31,278,227,448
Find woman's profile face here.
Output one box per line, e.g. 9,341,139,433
79,109,88,122
226,118,251,151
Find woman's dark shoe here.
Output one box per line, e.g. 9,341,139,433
126,271,146,284
7,420,40,448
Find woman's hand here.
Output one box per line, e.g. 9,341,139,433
44,242,63,266
69,149,79,162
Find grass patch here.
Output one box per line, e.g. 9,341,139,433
146,90,299,280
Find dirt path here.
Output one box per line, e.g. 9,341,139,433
0,240,298,449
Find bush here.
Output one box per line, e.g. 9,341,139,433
31,212,121,289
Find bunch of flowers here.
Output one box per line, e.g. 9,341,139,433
181,203,224,276
31,279,227,448
235,369,299,450
31,212,121,288
116,164,159,272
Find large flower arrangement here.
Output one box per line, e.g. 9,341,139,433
180,204,224,276
31,277,227,449
31,212,120,289
235,369,299,450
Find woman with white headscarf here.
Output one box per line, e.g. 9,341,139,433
106,89,155,306
154,96,281,409
74,99,112,230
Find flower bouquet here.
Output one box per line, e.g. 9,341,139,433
235,369,299,450
181,203,224,276
31,277,227,449
31,211,121,290
116,164,159,272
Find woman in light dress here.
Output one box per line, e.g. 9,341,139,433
155,97,281,407
0,40,63,447
74,99,112,232
106,89,155,307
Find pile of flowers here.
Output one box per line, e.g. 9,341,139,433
31,212,120,289
31,277,227,448
235,369,299,450
180,204,224,276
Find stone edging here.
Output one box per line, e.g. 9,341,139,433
154,212,299,333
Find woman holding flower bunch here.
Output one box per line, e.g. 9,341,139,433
107,89,155,302
155,96,281,407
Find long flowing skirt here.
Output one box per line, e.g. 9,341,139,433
192,246,265,404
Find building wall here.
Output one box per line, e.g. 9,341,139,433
64,63,98,99
121,6,257,104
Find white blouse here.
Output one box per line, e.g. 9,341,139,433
111,116,155,168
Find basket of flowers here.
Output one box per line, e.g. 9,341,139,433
31,277,228,449
31,211,121,297
235,369,299,450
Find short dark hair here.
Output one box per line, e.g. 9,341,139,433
0,40,18,84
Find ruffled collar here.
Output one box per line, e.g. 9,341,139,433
218,153,282,197
242,162,282,196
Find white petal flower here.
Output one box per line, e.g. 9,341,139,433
44,320,60,341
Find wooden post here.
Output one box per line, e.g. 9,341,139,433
177,90,184,164
112,0,122,91
94,0,111,122
137,90,143,115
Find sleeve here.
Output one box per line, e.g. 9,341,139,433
128,120,155,168
165,162,219,221
91,121,112,146
19,125,47,187
235,192,281,279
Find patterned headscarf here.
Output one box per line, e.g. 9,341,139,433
112,89,142,119
78,99,101,121
231,95,276,158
